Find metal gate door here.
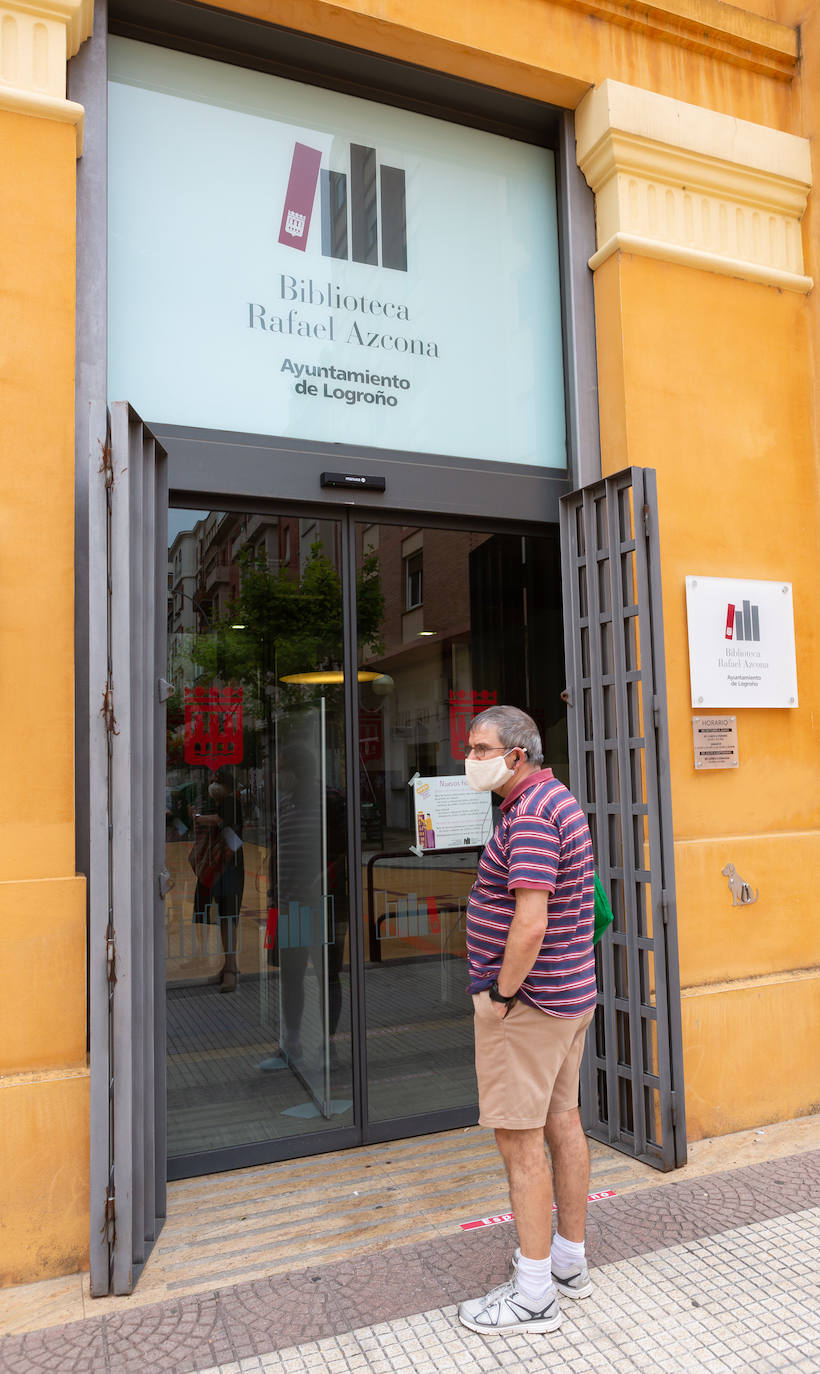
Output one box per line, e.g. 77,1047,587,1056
88,402,169,1294
560,467,686,1170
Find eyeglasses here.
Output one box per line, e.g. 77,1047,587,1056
464,743,527,761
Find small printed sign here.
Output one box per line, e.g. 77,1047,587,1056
692,715,739,770
409,773,493,854
685,576,798,708
460,1191,615,1231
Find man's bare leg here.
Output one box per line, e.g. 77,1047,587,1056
544,1106,589,1243
458,1123,561,1331
494,1127,552,1260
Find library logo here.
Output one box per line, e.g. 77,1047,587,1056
724,600,760,643
279,140,408,272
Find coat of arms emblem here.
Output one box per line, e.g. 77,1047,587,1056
448,689,497,760
184,685,244,770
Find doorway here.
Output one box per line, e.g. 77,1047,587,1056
164,504,565,1176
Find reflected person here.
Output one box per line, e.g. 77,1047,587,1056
263,743,348,1065
190,766,244,993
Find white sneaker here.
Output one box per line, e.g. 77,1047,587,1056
551,1261,593,1299
458,1279,561,1335
510,1249,594,1300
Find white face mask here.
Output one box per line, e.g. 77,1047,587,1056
464,749,518,793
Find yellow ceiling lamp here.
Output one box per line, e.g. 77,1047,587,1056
280,670,383,685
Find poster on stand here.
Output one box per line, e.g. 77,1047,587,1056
409,774,493,854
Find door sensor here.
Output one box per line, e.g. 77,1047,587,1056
321,472,386,492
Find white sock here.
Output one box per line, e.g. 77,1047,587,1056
515,1253,554,1304
551,1232,585,1270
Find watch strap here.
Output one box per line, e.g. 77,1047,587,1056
488,979,518,1008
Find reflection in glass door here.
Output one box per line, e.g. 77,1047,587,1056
164,506,566,1171
356,522,567,1130
165,509,354,1166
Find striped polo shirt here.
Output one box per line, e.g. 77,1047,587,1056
466,768,597,1018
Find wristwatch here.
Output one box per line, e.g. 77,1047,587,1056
488,979,518,1014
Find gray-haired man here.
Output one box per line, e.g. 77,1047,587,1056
457,705,597,1336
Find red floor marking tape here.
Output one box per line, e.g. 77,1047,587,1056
460,1190,615,1231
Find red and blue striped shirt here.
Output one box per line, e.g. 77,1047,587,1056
466,768,597,1018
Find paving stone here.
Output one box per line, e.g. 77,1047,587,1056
0,1320,106,1374
2,1152,819,1374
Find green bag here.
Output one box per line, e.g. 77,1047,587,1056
593,872,614,945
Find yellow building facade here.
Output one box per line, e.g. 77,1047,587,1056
0,0,817,1288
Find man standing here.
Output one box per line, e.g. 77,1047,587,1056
457,705,597,1337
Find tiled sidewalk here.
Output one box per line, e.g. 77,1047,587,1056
1,1146,818,1374
195,1208,820,1374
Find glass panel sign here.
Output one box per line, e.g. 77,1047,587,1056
108,39,567,468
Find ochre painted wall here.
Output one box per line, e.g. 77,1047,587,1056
593,250,819,1136
0,112,78,881
0,1070,89,1288
682,973,820,1138
209,0,799,129
0,110,89,1285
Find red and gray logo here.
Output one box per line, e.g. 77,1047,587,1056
724,600,760,641
279,141,407,271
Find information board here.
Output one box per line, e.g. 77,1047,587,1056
692,715,739,769
409,774,493,854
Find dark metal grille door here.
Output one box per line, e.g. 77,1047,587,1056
560,467,686,1170
89,403,169,1294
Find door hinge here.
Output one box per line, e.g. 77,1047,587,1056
157,678,174,703
642,503,651,537
653,694,661,730
99,437,114,490
670,1093,678,1128
106,935,117,985
560,687,573,707
101,682,119,737
661,890,671,926
102,1188,116,1244
158,868,172,900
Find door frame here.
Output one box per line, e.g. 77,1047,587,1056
73,0,602,1270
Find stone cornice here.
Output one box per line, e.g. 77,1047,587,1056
553,0,798,81
576,80,813,293
0,0,93,153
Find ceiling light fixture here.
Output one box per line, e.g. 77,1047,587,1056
280,670,383,685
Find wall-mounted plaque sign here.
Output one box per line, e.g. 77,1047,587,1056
409,774,493,855
685,576,798,708
692,715,739,769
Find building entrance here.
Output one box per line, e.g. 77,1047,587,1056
165,504,565,1176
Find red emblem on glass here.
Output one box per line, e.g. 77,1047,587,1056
359,707,383,763
448,689,498,760
184,686,244,770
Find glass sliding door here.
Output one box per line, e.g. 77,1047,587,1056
164,503,566,1172
165,508,353,1167
355,521,567,1130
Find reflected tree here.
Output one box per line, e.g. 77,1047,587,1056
191,541,384,701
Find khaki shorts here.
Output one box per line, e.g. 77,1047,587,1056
473,993,595,1130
